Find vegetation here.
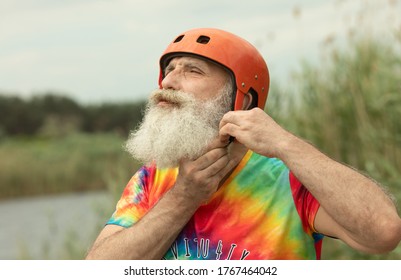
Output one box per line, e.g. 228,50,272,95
0,94,146,138
267,30,401,260
0,133,140,200
0,93,145,200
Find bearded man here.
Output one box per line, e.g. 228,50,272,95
125,81,232,169
86,28,401,260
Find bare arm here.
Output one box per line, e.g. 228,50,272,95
86,186,200,260
279,133,401,253
219,108,401,253
86,138,238,259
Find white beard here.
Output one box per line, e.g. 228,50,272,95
125,84,232,168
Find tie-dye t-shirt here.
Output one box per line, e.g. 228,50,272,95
107,150,324,260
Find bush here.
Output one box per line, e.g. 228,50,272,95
267,31,401,259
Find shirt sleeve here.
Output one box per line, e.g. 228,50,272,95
106,166,151,228
289,171,321,236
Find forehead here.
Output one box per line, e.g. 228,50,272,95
167,56,228,74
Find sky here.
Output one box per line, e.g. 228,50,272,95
0,0,400,104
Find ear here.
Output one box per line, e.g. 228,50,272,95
241,92,253,110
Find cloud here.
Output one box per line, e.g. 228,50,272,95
0,0,399,103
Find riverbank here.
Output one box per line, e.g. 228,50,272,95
0,191,112,259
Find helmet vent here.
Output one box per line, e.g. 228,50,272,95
174,35,184,43
196,35,210,44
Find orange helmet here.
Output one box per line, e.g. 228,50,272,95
159,28,270,110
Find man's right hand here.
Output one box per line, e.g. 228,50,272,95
174,137,232,205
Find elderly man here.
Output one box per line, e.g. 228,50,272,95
86,28,401,260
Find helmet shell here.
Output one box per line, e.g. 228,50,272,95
159,28,270,110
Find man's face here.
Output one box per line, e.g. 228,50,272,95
125,56,233,168
161,56,230,101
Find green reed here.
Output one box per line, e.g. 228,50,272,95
0,133,139,200
268,31,401,259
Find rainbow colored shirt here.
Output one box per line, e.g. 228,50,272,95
107,150,323,259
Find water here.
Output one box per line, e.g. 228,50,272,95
0,191,114,259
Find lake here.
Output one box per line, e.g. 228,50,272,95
0,191,115,259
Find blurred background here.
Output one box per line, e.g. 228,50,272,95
0,0,400,259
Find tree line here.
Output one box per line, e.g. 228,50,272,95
0,93,146,138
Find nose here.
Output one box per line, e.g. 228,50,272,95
161,69,181,90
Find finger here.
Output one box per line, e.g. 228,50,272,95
195,146,228,170
198,151,229,178
219,110,245,130
204,136,230,151
219,133,231,143
209,152,244,185
219,122,240,140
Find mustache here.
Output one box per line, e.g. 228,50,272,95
149,89,196,107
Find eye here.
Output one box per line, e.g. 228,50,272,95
189,67,203,74
164,66,174,76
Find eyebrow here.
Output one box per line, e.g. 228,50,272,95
165,58,207,74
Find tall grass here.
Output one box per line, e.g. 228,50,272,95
267,30,401,259
0,133,139,200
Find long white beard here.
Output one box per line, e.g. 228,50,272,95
125,84,232,168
